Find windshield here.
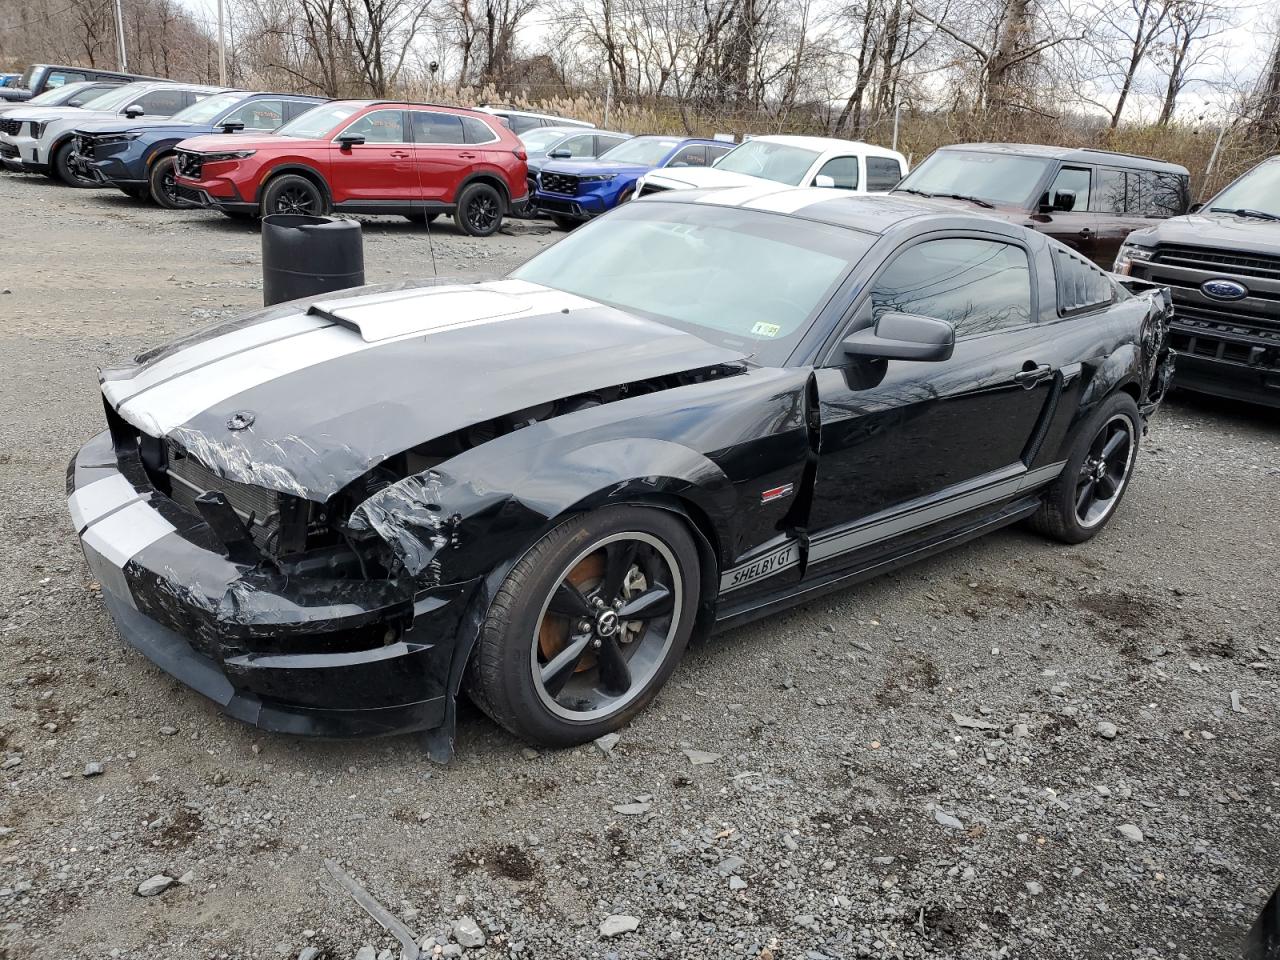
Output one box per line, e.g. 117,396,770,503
276,101,364,139
519,128,574,153
713,140,820,185
511,202,868,364
897,150,1053,207
28,81,94,105
1207,160,1280,219
171,91,243,124
598,137,680,166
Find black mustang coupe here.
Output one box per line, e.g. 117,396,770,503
68,190,1173,754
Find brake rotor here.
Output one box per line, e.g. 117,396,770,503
538,552,603,672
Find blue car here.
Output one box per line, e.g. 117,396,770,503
535,135,734,228
72,90,327,206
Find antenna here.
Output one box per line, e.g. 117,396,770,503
423,210,438,277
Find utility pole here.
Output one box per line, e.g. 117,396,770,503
603,78,612,129
217,0,227,85
113,0,129,71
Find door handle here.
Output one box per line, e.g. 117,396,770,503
1078,228,1092,237
390,150,410,159
459,152,477,159
1014,363,1053,388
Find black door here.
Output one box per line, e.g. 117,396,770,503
1036,165,1100,262
806,235,1058,571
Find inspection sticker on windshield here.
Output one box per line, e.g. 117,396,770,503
751,322,781,338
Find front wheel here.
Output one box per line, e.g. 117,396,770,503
53,141,95,187
453,182,503,237
466,505,701,747
259,173,327,217
148,155,183,208
1030,391,1141,544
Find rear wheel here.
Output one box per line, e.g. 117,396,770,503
550,214,579,231
53,140,95,187
453,182,503,237
1030,391,1141,544
260,173,327,217
148,155,183,208
466,505,700,746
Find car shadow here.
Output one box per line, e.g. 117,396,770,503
1164,389,1279,429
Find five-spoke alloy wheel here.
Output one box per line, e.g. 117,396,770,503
1030,391,1141,544
468,506,700,746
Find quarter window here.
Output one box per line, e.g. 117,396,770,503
815,156,859,189
1094,168,1127,214
865,156,904,191
870,238,1033,338
46,71,87,88
1051,247,1114,315
1131,171,1186,217
506,114,541,134
461,115,498,144
597,134,627,155
707,143,733,163
343,109,406,143
412,111,464,144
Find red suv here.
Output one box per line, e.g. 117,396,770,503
172,100,528,236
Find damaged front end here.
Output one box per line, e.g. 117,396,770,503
69,280,749,744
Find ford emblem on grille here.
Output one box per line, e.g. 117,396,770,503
1201,278,1248,301
226,411,255,430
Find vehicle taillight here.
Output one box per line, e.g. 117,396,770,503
514,147,527,161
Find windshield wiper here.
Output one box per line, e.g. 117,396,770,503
1208,207,1280,221
894,188,994,208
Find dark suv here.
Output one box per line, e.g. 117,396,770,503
1115,156,1280,408
0,63,165,103
893,144,1190,267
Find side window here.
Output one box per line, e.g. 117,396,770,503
1131,171,1185,217
1051,246,1114,315
557,133,596,157
68,84,113,106
1093,168,1127,214
134,88,189,116
1047,166,1090,210
667,144,707,167
596,135,627,155
866,156,904,191
707,143,733,163
222,99,284,130
461,115,498,144
343,109,406,143
815,156,859,189
507,114,541,134
411,111,464,144
870,238,1033,338
46,71,87,88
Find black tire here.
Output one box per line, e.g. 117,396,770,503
1029,391,1141,544
466,505,701,747
617,187,634,204
550,214,579,231
403,212,439,224
53,140,95,188
259,173,327,217
453,182,503,237
148,155,183,208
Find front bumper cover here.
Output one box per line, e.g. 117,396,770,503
69,429,476,737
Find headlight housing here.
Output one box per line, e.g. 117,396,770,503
1113,242,1154,275
98,133,140,145
30,121,46,138
200,150,256,162
579,173,617,183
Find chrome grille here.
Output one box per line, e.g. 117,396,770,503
1152,244,1280,282
166,447,283,551
539,171,579,195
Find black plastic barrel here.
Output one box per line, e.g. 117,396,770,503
261,214,365,307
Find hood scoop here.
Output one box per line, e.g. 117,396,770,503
309,287,531,343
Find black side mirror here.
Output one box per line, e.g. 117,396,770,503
337,134,365,149
1050,189,1076,212
842,312,955,362
1189,201,1203,213
124,104,144,118
548,148,571,158
220,120,245,133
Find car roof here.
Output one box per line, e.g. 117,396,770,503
638,186,1017,237
747,134,905,159
940,142,1188,175
241,91,328,101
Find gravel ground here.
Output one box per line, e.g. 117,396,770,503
1,171,1278,960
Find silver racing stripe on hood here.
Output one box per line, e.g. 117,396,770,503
105,280,595,439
